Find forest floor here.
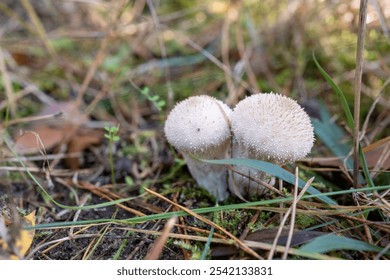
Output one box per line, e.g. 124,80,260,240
0,0,389,260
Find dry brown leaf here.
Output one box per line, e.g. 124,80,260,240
245,228,324,246
11,101,103,168
66,130,103,170
303,137,390,170
13,126,65,155
362,137,390,170
0,210,36,259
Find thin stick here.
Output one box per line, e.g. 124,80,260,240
267,175,314,260
282,168,299,259
144,216,177,260
353,0,368,188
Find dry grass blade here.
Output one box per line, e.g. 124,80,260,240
143,187,263,259
282,167,299,259
75,181,146,217
75,38,108,106
0,48,15,119
144,216,177,260
20,0,56,58
353,0,368,187
268,173,315,260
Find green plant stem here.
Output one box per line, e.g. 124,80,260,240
109,139,115,186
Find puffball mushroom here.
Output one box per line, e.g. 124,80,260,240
164,95,232,201
230,93,314,195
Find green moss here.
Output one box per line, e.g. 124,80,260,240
215,209,250,236
248,211,274,232
295,214,317,229
174,240,203,260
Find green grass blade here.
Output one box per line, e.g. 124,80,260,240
200,226,214,260
312,52,354,131
25,185,390,230
202,158,337,205
300,234,388,255
312,52,375,189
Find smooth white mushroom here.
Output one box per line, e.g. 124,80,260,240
230,93,314,196
164,95,232,200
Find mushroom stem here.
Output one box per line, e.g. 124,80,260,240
183,147,230,200
229,143,273,197
164,95,232,201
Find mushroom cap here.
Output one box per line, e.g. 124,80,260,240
164,95,232,155
231,93,314,164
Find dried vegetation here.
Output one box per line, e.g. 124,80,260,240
0,0,389,260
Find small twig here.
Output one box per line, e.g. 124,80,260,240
144,216,177,260
69,194,91,238
353,0,368,188
279,179,284,223
268,175,315,259
282,167,299,260
374,242,390,260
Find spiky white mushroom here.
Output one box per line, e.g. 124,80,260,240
230,93,314,195
164,95,232,200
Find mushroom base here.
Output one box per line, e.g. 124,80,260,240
183,154,229,201
229,167,273,197
228,144,272,197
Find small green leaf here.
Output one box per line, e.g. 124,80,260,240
150,95,159,101
104,134,110,139
141,87,150,95
125,176,134,187
112,136,120,142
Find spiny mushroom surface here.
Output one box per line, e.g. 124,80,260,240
230,93,314,195
164,95,232,201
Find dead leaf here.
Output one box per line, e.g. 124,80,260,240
362,137,390,170
66,129,104,170
11,101,103,168
13,126,65,155
0,210,36,259
245,228,325,246
303,136,390,170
